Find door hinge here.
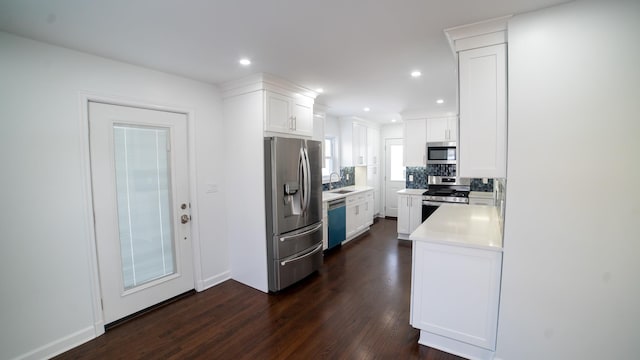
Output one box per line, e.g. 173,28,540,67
100,299,104,310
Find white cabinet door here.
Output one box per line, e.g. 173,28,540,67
346,202,358,239
446,117,458,142
292,97,314,137
367,166,380,215
264,90,314,137
411,241,502,351
458,44,507,178
404,119,427,166
367,127,379,166
352,123,367,166
397,195,410,235
365,191,374,226
426,117,457,142
265,91,293,134
409,195,423,232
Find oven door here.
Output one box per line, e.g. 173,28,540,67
422,200,467,221
422,201,441,222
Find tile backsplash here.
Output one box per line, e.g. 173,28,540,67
470,178,494,192
405,166,495,193
322,166,355,191
406,167,428,189
427,164,456,177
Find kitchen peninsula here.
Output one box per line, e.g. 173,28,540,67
409,204,503,360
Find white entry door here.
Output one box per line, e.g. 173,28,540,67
89,101,194,325
385,139,405,217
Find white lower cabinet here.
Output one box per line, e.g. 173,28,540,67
345,190,374,242
397,194,423,240
411,241,502,359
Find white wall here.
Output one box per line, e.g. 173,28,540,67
380,123,404,140
0,32,229,360
496,1,640,359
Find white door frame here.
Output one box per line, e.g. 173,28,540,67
78,92,202,337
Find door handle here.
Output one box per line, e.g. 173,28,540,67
181,214,190,224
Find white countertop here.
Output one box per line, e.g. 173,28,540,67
397,189,426,195
322,185,374,202
409,204,503,252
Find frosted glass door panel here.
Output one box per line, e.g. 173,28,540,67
389,144,405,181
113,125,175,290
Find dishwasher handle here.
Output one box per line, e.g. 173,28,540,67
328,198,346,210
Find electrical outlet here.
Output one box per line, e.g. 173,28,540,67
409,175,414,182
482,178,489,184
346,174,350,180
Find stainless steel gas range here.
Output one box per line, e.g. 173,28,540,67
422,177,470,221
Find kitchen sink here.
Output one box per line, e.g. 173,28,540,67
331,189,353,194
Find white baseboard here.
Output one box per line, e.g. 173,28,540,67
418,330,495,360
12,326,96,360
197,271,231,291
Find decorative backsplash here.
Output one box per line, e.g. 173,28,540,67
470,178,494,192
406,167,428,189
322,166,355,191
427,164,456,177
405,166,495,192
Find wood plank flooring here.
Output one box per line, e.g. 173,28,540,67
56,219,464,360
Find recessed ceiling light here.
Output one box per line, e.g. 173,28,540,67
316,88,324,93
239,58,251,66
363,107,370,112
436,99,444,104
411,71,422,78
391,118,397,122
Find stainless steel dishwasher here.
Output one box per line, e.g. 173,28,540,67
327,198,346,249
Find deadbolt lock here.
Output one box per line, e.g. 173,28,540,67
181,214,190,224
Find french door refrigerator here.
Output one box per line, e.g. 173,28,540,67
264,137,323,292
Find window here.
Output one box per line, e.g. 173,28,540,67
389,144,405,181
322,137,335,179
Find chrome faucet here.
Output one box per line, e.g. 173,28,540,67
329,172,341,190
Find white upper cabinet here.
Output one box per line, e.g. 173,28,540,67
366,127,379,166
458,44,507,178
403,119,427,166
265,90,314,137
426,116,457,143
352,122,367,166
445,16,509,179
222,73,317,139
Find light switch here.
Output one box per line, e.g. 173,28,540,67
409,175,414,182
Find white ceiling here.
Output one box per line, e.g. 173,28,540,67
0,0,571,122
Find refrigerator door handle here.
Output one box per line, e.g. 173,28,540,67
303,146,311,212
298,147,307,213
279,223,323,242
280,243,323,266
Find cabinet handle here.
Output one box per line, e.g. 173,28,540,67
293,116,297,130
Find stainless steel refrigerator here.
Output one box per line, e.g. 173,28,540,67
264,137,323,292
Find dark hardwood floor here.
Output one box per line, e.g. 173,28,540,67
57,219,464,360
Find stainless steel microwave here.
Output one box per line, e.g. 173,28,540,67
426,141,457,165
